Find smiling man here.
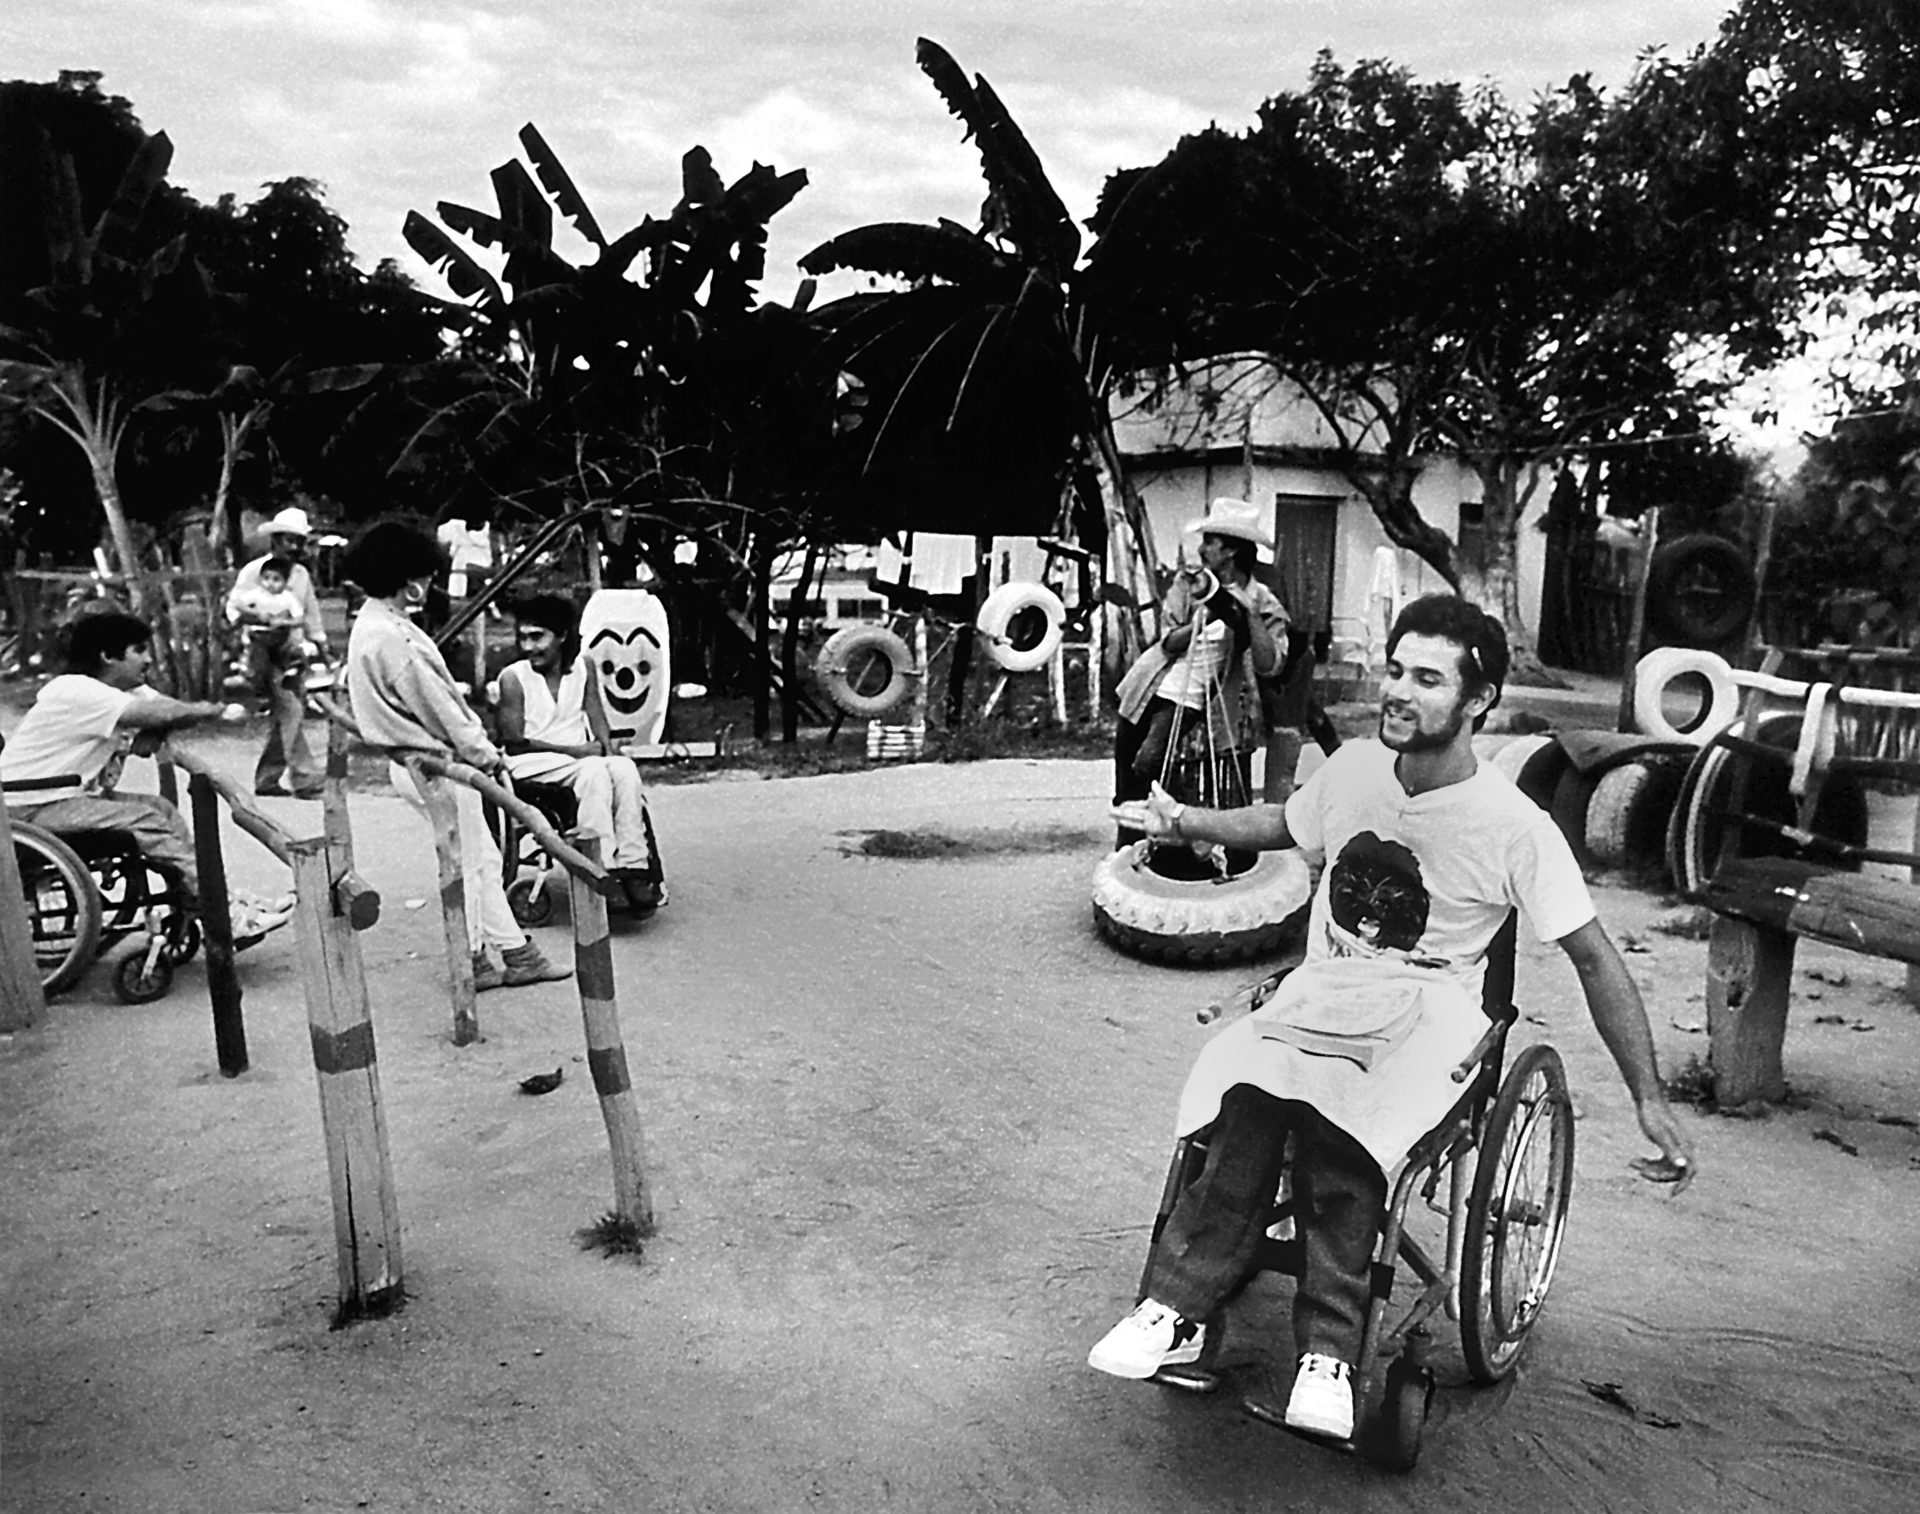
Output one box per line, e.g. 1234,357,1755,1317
1087,593,1695,1443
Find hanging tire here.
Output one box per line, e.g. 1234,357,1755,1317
1460,1044,1575,1385
1631,647,1740,744
815,625,916,718
1584,758,1683,869
1664,715,1870,897
12,821,102,995
1644,534,1755,646
1091,841,1311,966
976,581,1066,674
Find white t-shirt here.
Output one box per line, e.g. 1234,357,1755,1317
1284,740,1595,1005
0,674,137,803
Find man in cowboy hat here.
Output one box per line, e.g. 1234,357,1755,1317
1112,497,1287,838
226,505,331,797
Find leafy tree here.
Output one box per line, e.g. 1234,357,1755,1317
1085,54,1786,661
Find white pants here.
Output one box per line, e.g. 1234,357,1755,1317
388,762,523,953
503,752,652,870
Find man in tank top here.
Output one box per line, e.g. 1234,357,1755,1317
496,594,664,913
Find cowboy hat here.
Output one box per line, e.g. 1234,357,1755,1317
263,506,312,538
1184,497,1273,552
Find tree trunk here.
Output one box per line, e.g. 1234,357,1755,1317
780,539,819,745
750,539,771,742
1466,456,1547,679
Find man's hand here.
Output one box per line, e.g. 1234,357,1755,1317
1143,781,1185,840
1631,1095,1697,1195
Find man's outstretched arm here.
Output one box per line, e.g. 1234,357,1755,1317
1139,780,1295,852
1557,918,1697,1191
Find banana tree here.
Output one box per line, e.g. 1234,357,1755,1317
0,128,185,614
798,38,1162,659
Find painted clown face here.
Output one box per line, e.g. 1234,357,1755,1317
580,588,672,746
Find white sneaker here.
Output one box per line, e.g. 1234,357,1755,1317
1087,1299,1206,1379
1285,1353,1355,1439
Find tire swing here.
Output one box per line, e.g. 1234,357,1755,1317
976,581,1066,674
815,624,916,718
1092,841,1312,966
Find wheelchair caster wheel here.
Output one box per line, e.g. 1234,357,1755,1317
170,915,203,965
507,877,554,927
1362,1357,1433,1473
113,951,174,1005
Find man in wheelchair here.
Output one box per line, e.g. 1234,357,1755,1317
1089,595,1695,1443
495,595,664,914
1,611,236,905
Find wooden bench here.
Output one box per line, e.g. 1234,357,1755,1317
1698,647,1920,1105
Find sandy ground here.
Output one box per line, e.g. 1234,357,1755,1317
5,728,1920,1513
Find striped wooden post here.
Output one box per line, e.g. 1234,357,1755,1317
414,765,478,1046
291,836,403,1319
188,772,247,1077
565,834,653,1230
0,798,45,1030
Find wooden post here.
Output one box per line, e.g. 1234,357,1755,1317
1705,912,1797,1106
415,767,478,1046
1617,506,1659,734
291,836,403,1319
157,756,179,808
1908,794,1920,1008
189,772,248,1077
565,835,653,1230
0,799,46,1030
323,719,355,870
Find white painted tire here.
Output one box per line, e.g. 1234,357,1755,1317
1091,842,1312,965
1632,647,1739,745
815,625,916,718
976,581,1065,674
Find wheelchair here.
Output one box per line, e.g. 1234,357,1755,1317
12,814,201,1004
1140,916,1575,1472
488,772,666,927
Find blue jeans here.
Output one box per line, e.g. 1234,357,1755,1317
1147,1084,1386,1364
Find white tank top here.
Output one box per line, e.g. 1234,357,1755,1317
502,660,591,746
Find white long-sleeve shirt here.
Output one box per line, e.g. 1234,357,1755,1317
345,598,498,769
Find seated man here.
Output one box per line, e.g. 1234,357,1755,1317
1088,594,1696,1442
496,594,664,913
1,612,236,901
342,521,570,993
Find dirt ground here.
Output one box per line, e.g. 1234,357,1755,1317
5,726,1920,1513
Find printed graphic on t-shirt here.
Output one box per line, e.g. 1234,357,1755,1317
1323,829,1447,968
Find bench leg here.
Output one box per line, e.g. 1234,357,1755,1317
1706,915,1797,1106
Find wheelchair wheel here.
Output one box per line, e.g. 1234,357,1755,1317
1460,1044,1575,1384
1362,1355,1434,1473
507,875,555,927
113,949,174,1005
13,823,103,995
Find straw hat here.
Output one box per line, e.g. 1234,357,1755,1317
263,506,312,539
1184,497,1273,552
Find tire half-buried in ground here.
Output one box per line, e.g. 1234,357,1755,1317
1092,841,1311,965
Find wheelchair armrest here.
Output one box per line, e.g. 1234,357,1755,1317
1451,1019,1508,1083
1197,954,1305,1026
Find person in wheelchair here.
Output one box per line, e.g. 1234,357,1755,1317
1112,498,1284,846
1088,594,1695,1443
496,594,664,914
1,611,235,903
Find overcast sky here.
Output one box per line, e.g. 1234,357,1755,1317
14,1,1822,453
8,1,1740,294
